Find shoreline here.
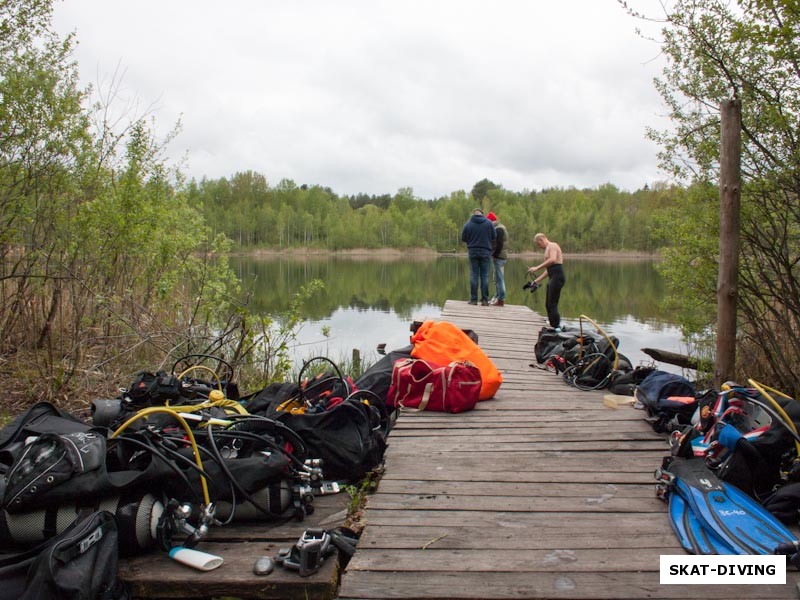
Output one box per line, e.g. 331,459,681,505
233,247,661,260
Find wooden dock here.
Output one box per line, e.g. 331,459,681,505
338,300,800,599
120,490,350,599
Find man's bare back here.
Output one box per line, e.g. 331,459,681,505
544,241,562,265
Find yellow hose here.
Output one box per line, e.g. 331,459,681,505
165,394,248,417
747,379,800,455
110,407,210,505
579,314,619,370
177,365,223,391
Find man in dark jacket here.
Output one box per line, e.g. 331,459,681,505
461,208,496,305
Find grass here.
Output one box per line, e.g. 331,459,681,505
343,467,383,535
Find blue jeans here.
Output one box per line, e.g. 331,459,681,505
469,255,492,302
493,258,506,300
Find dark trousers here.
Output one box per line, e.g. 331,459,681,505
545,265,566,328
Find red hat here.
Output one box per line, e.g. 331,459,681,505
486,212,497,222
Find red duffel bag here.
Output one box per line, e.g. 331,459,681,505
387,358,482,413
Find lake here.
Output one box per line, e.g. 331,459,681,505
231,254,686,374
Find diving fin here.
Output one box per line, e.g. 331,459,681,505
668,491,735,554
660,457,798,556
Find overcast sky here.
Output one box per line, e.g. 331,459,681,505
52,0,668,199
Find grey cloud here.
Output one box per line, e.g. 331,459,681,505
53,0,669,198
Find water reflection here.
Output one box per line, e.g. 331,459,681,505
231,255,685,372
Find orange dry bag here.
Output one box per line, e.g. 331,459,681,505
410,320,502,400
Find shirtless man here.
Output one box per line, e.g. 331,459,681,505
527,233,566,330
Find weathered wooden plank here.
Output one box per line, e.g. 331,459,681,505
345,546,665,572
391,411,646,425
120,480,349,598
338,571,799,600
374,480,656,498
388,430,661,442
365,493,664,513
380,471,651,484
386,445,666,473
354,523,680,550
469,400,642,411
120,540,338,599
359,508,668,529
384,440,667,452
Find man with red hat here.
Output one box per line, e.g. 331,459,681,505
486,212,508,307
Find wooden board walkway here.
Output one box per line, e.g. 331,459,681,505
338,300,800,599
119,492,350,599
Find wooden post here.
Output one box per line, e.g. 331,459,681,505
352,348,361,377
715,99,742,387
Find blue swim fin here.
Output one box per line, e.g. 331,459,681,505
668,491,735,554
659,457,798,556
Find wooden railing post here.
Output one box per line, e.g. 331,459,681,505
715,98,742,387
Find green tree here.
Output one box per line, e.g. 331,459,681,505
0,0,259,402
470,178,498,203
0,0,91,360
628,0,800,392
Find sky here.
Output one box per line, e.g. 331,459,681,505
52,0,669,199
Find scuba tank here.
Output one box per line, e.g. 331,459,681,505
213,481,294,521
0,491,163,556
90,398,123,428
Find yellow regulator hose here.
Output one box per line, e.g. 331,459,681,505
111,407,211,505
747,378,800,456
579,314,619,371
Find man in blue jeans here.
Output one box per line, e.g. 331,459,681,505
461,208,496,306
486,211,508,307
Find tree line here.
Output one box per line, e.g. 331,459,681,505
188,173,678,254
2,0,799,407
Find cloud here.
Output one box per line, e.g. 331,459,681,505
53,0,669,198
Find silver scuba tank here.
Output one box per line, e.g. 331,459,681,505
0,491,163,555
213,481,293,521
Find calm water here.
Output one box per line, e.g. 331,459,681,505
231,255,686,374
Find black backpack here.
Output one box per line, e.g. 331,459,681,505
353,345,414,418
635,370,696,433
534,327,572,364
0,510,127,600
126,370,182,407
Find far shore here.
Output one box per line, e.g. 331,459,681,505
232,247,662,261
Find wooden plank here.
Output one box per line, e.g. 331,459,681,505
388,429,656,440
385,451,664,469
467,400,643,412
120,540,339,599
391,412,646,425
338,571,798,600
389,433,659,448
364,493,663,513
345,546,666,572
354,523,680,550
120,484,350,598
380,471,651,484
384,440,667,452
374,480,657,498
359,508,670,530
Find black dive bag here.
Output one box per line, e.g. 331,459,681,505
0,510,127,600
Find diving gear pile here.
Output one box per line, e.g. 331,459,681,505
656,457,800,561
645,378,800,567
